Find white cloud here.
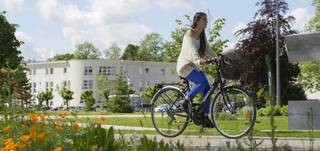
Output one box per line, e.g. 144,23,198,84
287,8,312,32
36,0,152,51
232,22,246,35
34,47,47,53
15,31,32,43
34,47,49,59
0,0,24,11
155,0,193,10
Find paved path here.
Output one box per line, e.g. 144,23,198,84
117,133,320,150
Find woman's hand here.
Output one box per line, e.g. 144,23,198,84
199,58,206,65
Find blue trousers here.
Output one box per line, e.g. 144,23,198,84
185,69,210,114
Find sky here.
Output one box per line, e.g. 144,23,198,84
0,0,315,61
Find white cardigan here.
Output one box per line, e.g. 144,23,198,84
176,35,217,77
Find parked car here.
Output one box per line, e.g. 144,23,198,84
154,104,178,112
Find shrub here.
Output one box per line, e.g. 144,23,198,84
281,105,288,116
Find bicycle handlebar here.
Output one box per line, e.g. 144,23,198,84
205,58,218,64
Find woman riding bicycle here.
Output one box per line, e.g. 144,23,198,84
176,12,220,127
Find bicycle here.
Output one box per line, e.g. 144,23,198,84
150,58,256,139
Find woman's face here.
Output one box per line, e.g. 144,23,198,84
197,15,208,29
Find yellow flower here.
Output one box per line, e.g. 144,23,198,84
53,146,62,151
3,125,11,133
20,135,30,143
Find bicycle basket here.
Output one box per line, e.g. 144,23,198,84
221,62,240,80
220,49,242,80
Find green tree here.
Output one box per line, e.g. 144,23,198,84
306,0,320,32
297,61,320,92
120,44,139,60
81,90,95,111
95,75,111,106
162,15,191,62
107,73,135,113
0,11,23,69
74,41,100,59
0,12,31,113
299,1,320,93
47,53,75,61
60,87,74,110
235,0,304,105
138,33,164,61
142,86,159,103
105,42,121,60
37,91,53,110
0,67,31,112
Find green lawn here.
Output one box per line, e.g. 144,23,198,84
52,115,320,138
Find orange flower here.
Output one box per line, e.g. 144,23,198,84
54,146,62,151
55,125,63,132
4,138,13,146
244,111,252,119
100,116,107,121
15,142,27,149
3,138,15,151
3,125,11,133
29,114,39,121
29,127,37,139
59,112,66,118
176,123,181,129
72,123,80,131
40,113,46,120
36,132,46,142
95,120,101,125
20,135,30,143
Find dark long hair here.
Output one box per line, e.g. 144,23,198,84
191,12,207,57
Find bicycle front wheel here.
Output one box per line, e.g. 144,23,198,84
210,86,256,139
151,86,189,137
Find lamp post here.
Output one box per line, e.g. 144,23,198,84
276,0,280,105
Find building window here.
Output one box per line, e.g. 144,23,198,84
84,66,93,75
161,68,165,76
50,81,54,91
45,68,49,75
50,68,54,74
63,68,67,73
32,69,36,75
82,80,93,89
33,82,36,93
99,66,107,75
107,66,115,75
45,82,49,91
145,68,149,74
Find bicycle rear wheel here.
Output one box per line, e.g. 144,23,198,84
210,86,256,139
151,86,189,137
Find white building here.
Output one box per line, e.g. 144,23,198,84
26,59,179,107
